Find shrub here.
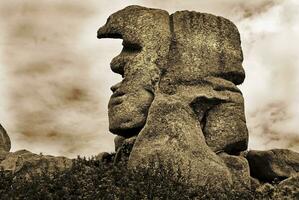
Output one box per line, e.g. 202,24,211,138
0,156,288,199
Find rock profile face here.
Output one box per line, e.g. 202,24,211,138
98,6,171,137
98,5,248,191
0,5,298,198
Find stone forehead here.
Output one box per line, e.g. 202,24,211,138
98,6,244,85
97,5,170,47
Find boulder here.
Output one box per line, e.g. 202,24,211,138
0,124,11,152
99,6,249,193
0,149,72,177
255,183,275,197
162,10,248,154
278,172,299,188
95,152,113,163
129,96,233,192
203,102,248,154
114,135,126,152
254,173,299,199
219,153,251,192
246,149,299,182
99,5,248,156
0,151,9,162
275,173,299,199
114,136,136,164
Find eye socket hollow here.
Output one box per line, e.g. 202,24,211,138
122,41,142,52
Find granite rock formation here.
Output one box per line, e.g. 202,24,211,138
0,124,11,153
0,127,72,177
0,5,298,198
98,5,299,193
275,173,299,198
0,150,72,178
246,149,299,182
98,6,171,137
98,5,247,191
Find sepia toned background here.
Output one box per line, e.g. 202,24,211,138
0,0,298,157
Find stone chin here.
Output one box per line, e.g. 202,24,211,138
108,88,154,138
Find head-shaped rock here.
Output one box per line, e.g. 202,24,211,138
97,6,171,137
98,6,249,191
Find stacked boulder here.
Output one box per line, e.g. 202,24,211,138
98,5,299,194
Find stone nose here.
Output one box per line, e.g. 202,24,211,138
110,82,122,92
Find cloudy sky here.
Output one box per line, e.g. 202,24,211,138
0,0,298,158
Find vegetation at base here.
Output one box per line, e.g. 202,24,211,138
0,157,293,200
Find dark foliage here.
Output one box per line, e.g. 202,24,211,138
0,157,286,200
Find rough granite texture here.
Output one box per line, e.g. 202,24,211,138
97,5,249,191
0,5,298,198
276,173,299,198
0,149,72,177
219,152,251,192
246,149,299,182
0,124,11,153
98,6,171,137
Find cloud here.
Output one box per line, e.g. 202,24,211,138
238,0,299,151
0,1,118,157
142,0,282,19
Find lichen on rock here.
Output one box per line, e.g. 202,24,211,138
0,124,11,153
98,5,299,195
0,5,298,199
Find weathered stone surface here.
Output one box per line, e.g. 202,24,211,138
255,183,275,197
114,136,136,164
99,5,248,154
95,152,113,163
0,124,11,152
250,177,261,191
114,135,126,152
129,96,233,191
246,149,299,182
163,11,245,86
159,11,248,154
275,173,299,198
98,5,171,138
278,172,299,188
219,153,251,191
0,151,9,162
254,174,299,199
98,5,248,192
203,101,248,154
0,149,72,177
